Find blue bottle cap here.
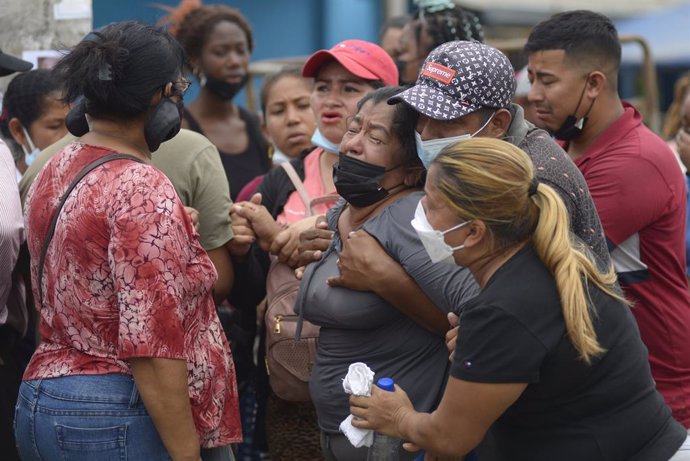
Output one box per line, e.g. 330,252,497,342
377,377,395,392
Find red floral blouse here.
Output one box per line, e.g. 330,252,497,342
24,142,241,447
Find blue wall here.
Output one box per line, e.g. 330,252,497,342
93,0,383,61
93,0,385,106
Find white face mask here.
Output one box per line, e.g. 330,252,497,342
411,200,470,265
21,126,39,167
310,128,340,154
415,112,495,169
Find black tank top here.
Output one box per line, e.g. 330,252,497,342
183,107,270,201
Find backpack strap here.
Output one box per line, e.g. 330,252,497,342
281,161,313,217
37,153,144,306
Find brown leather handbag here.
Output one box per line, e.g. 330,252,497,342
263,161,336,402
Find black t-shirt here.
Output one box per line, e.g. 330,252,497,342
182,108,270,201
451,244,686,461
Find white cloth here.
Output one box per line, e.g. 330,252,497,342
339,362,375,448
670,434,690,461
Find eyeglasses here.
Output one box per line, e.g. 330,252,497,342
172,78,191,97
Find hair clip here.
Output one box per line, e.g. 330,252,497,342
98,62,113,81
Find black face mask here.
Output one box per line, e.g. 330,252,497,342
553,77,596,142
65,97,90,137
65,91,183,152
203,74,249,101
144,96,183,152
333,153,402,208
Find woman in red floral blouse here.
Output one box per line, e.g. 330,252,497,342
15,22,240,461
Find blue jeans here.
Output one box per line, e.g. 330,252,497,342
14,374,172,460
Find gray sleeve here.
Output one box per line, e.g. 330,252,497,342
363,195,479,314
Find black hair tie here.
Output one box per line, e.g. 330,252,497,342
528,178,539,197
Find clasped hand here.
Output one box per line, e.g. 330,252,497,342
229,193,324,268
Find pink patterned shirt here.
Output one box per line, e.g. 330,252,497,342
24,142,241,447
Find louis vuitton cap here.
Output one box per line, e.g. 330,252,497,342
389,41,516,120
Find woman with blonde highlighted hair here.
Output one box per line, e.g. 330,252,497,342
349,138,689,461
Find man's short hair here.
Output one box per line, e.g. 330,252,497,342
524,10,621,71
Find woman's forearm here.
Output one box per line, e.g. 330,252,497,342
397,408,475,457
375,261,450,337
396,379,527,457
130,357,201,461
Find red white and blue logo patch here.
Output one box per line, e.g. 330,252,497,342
421,62,456,85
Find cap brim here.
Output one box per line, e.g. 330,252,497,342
302,50,380,82
0,52,32,77
388,83,480,120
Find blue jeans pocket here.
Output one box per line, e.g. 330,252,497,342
55,424,126,460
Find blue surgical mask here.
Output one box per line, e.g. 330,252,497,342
411,200,470,265
311,128,340,154
415,112,495,169
21,126,39,166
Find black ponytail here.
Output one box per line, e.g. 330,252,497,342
53,21,186,119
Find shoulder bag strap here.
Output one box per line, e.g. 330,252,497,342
37,153,144,306
280,161,313,217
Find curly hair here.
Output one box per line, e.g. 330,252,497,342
162,0,254,60
413,3,484,54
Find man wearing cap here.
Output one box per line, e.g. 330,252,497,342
319,41,609,318
525,10,690,428
0,48,32,461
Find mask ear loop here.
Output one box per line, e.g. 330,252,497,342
572,75,597,129
569,77,589,121
472,111,497,137
580,81,597,121
20,126,37,153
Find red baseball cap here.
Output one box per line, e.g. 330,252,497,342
302,39,398,87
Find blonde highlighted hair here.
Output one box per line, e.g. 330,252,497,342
432,138,625,363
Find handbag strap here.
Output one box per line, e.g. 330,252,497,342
37,153,144,306
281,161,313,217
280,161,339,217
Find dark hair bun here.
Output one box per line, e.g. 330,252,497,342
53,21,186,119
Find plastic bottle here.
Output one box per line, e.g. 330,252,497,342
366,377,401,461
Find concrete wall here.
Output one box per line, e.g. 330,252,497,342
0,0,91,91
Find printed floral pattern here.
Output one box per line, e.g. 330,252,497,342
24,142,241,447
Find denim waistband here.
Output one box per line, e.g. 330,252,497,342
23,373,142,407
